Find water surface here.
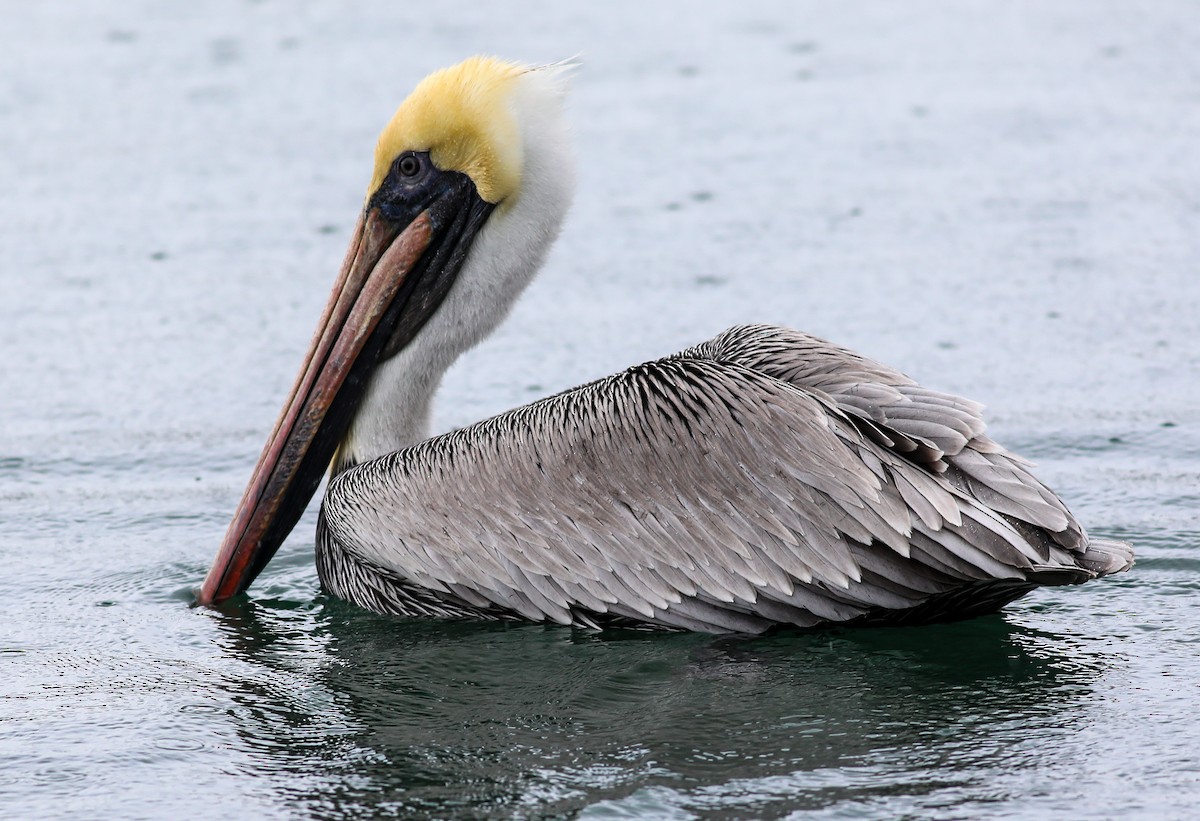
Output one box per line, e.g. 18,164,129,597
2,2,1197,818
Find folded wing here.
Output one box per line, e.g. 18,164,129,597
320,324,1131,632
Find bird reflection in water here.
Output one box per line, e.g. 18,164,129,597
206,596,1112,818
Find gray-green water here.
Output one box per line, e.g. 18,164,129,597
2,2,1197,818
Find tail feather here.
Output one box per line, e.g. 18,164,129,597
1079,537,1135,577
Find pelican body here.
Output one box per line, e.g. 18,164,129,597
197,57,1132,633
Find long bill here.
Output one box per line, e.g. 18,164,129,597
196,209,433,605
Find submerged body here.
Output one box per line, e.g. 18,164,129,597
199,57,1133,633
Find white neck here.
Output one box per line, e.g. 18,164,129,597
340,70,575,467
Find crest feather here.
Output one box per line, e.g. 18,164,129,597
370,56,528,203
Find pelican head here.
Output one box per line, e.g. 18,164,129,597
198,57,575,604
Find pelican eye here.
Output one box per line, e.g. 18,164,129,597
396,153,423,179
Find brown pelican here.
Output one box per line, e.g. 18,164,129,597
197,56,1133,632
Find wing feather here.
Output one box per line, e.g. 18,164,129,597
319,324,1123,631
693,325,1084,549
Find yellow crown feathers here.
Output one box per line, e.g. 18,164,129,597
369,56,528,204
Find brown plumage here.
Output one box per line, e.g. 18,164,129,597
317,325,1133,632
